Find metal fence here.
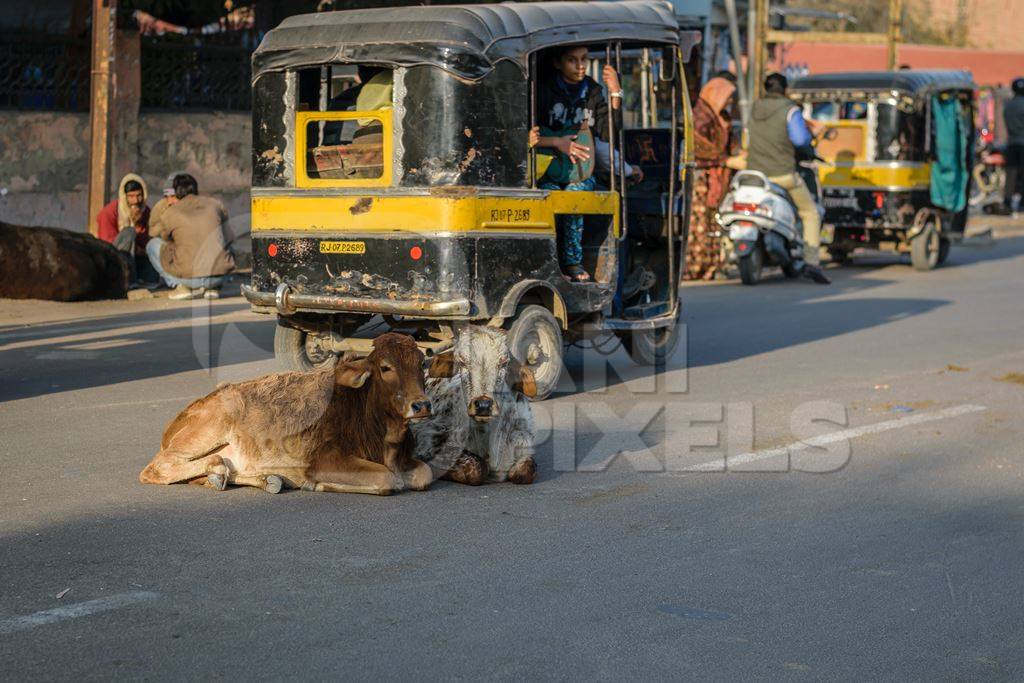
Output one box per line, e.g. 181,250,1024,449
0,34,91,111
140,33,254,111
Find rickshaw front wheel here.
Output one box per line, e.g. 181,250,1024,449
274,322,336,372
622,322,681,367
506,305,563,402
910,221,942,271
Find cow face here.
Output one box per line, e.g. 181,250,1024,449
428,326,536,422
342,333,432,422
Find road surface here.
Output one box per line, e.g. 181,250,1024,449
1,218,1023,679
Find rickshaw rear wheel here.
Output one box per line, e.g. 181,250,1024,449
910,221,941,271
274,322,336,372
828,248,851,265
622,321,681,367
506,305,563,402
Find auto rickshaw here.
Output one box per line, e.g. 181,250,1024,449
789,70,976,270
243,1,698,398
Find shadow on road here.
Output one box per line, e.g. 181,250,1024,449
0,302,273,403
554,267,950,397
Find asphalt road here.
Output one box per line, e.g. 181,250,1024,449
2,218,1023,680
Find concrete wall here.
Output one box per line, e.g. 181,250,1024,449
0,110,251,232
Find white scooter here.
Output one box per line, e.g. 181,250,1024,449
717,165,823,285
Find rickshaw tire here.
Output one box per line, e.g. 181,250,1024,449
910,221,941,271
828,249,851,265
506,305,563,402
274,323,336,372
622,320,681,367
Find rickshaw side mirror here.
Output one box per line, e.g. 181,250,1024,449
660,46,676,82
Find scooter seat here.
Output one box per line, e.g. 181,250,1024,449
768,182,794,205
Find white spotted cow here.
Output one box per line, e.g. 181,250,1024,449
415,325,537,485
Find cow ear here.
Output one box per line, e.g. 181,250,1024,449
427,350,455,378
335,357,371,388
509,360,537,398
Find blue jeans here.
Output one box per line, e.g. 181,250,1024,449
146,238,225,289
540,176,597,267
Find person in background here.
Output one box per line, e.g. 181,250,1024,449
147,173,235,300
746,72,830,284
685,76,737,280
994,77,1024,215
96,173,157,283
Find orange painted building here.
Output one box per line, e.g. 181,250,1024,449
773,42,1024,87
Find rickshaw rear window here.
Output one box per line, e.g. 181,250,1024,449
297,111,391,186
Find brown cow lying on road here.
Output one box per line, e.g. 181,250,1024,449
139,332,433,495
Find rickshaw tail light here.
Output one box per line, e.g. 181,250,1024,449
267,243,278,257
732,202,760,213
873,192,885,209
410,246,423,260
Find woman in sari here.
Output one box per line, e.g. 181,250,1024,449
685,77,737,280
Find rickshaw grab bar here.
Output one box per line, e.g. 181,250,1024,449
241,283,472,317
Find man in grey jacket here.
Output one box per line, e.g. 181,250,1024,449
746,73,830,284
995,77,1024,215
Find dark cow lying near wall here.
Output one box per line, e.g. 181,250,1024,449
413,325,538,485
140,333,434,495
0,222,129,300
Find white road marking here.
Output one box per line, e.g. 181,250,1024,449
69,396,197,411
0,591,158,635
680,404,987,472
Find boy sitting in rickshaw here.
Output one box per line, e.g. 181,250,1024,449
530,46,623,283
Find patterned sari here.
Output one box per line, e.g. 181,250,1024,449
685,78,736,281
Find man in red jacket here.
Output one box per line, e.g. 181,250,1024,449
96,173,155,283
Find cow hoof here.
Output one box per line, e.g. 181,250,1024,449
445,453,488,486
207,473,227,491
508,457,537,485
263,475,283,494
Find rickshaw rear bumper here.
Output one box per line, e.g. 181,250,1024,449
242,283,472,317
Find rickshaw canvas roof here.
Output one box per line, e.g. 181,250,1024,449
252,0,680,82
790,70,976,98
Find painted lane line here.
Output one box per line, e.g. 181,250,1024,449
680,404,987,473
0,591,159,635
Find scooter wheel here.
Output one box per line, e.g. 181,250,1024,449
738,250,763,285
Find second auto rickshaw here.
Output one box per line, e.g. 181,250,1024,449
790,70,976,270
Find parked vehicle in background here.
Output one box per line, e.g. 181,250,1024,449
790,70,976,271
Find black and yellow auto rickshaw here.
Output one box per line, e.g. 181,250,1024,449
243,1,697,398
789,70,975,270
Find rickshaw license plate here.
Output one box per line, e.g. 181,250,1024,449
319,241,366,254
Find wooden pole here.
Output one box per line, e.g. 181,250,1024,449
887,0,903,70
87,0,114,236
723,0,750,130
753,0,769,100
